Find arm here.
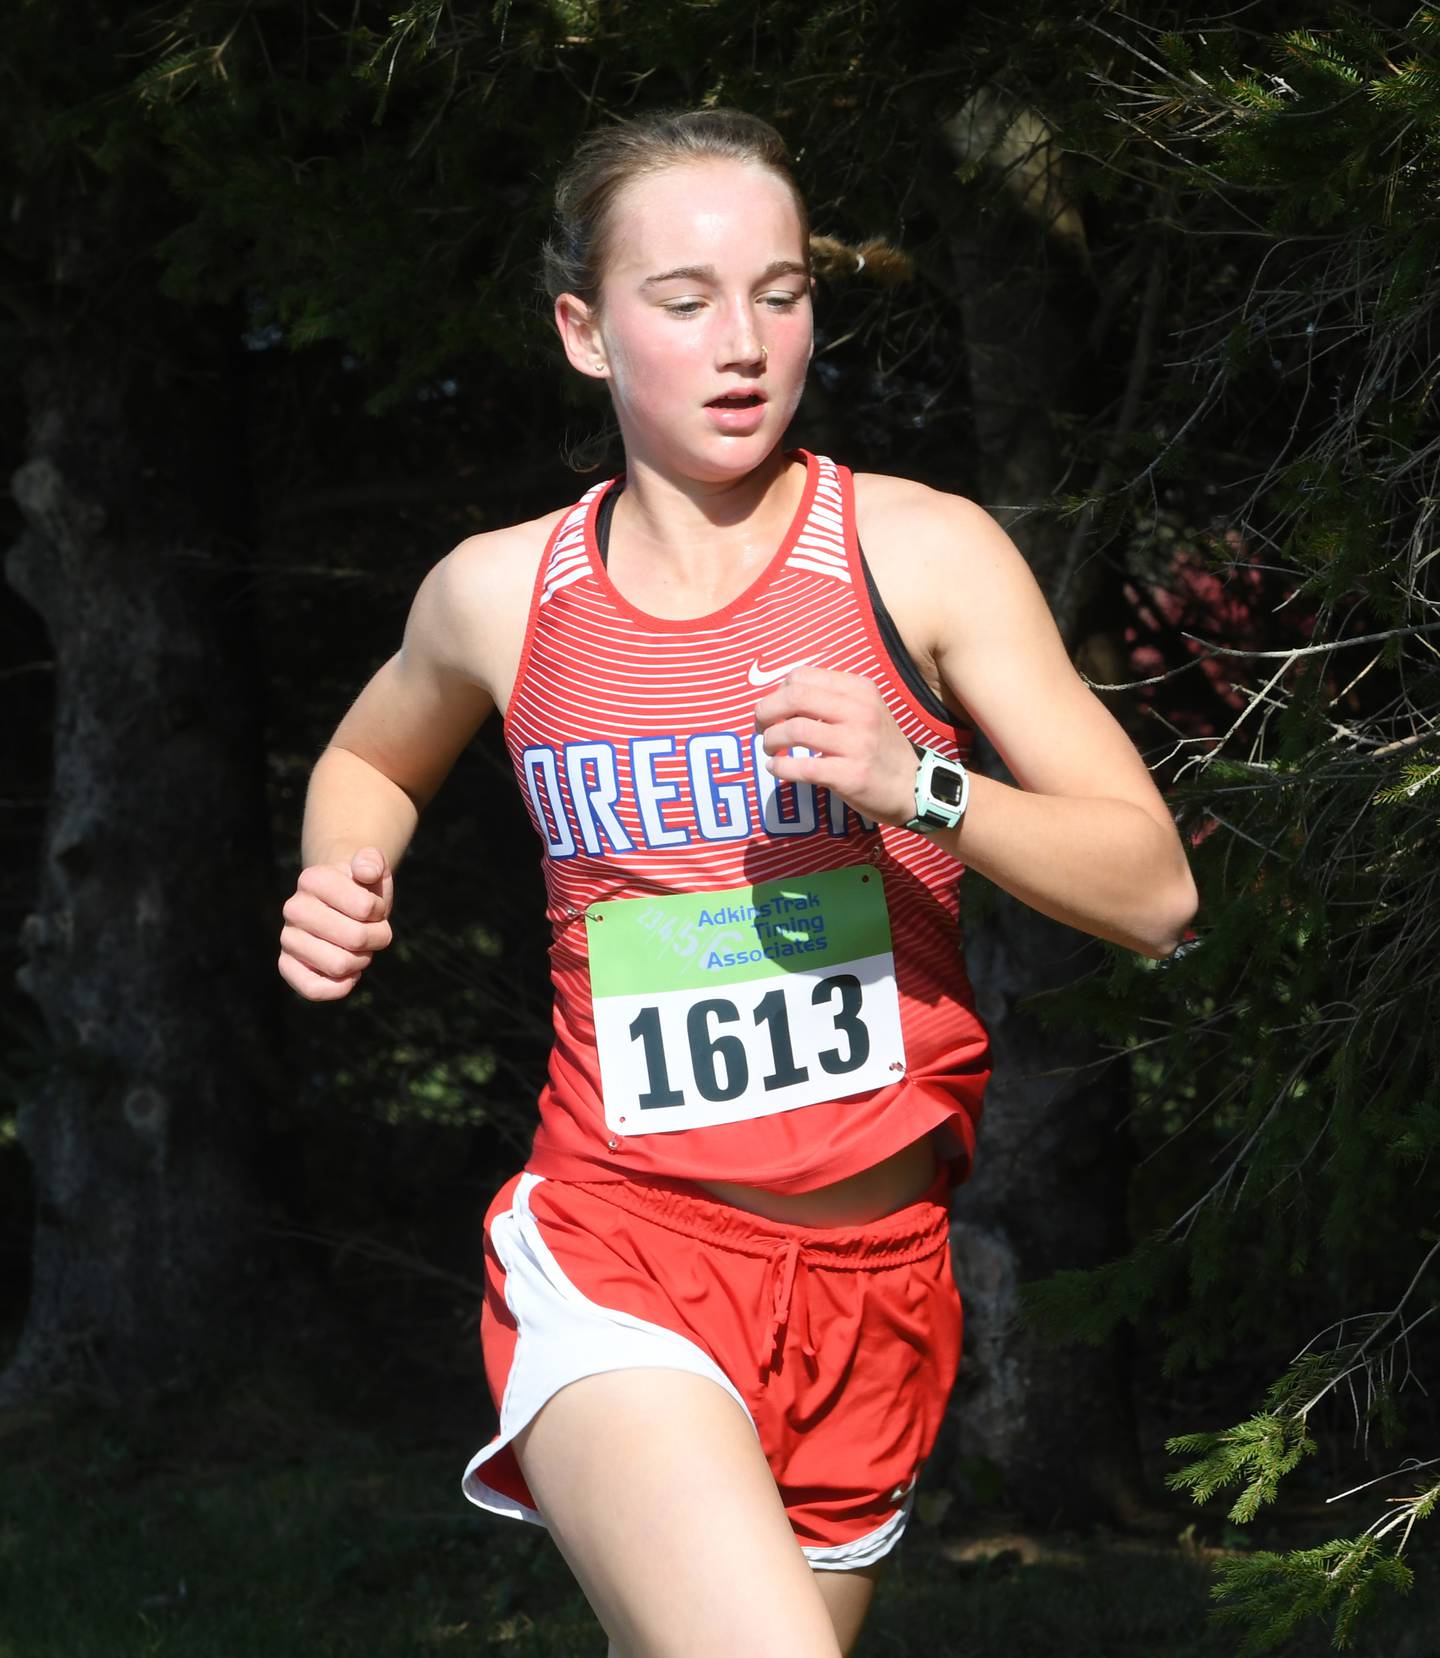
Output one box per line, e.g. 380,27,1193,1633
301,550,498,871
756,485,1198,959
280,522,537,1000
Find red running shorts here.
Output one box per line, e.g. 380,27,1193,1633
462,1160,963,1568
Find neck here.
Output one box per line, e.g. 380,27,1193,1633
609,444,803,581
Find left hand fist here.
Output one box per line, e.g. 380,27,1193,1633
754,666,917,827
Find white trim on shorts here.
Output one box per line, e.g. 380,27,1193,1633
802,1489,917,1569
462,1172,757,1526
462,1171,913,1570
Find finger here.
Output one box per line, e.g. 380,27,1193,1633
279,922,375,981
350,846,388,887
765,750,835,787
298,861,391,923
759,717,854,757
277,949,363,1003
282,889,394,955
755,681,865,729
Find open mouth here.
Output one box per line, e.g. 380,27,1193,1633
707,392,766,408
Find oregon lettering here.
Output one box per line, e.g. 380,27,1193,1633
520,731,877,860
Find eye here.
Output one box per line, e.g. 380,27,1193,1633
662,300,705,317
761,292,805,310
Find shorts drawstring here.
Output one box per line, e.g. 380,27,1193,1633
760,1236,818,1381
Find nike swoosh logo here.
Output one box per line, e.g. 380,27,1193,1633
748,656,815,687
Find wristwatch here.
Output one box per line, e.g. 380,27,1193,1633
905,742,970,832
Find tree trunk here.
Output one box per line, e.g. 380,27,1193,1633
947,894,1149,1527
2,305,280,1405
931,100,1157,1527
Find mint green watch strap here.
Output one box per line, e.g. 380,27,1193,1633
904,743,970,832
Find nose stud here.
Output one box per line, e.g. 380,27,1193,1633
760,345,768,366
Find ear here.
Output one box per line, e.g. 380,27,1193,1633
554,292,609,381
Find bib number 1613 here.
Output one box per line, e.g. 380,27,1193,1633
628,972,870,1109
592,951,905,1136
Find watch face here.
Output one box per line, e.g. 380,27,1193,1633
932,765,965,806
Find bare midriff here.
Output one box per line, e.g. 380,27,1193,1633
693,1132,940,1228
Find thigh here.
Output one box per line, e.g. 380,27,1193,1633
515,1367,842,1658
813,1563,882,1656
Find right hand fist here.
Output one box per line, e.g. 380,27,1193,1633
278,846,395,1001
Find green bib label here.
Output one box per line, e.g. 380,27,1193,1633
587,865,906,1137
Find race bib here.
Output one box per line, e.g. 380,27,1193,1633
586,865,906,1137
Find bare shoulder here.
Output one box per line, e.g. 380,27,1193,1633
851,470,1045,645
851,469,966,524
853,467,1013,552
439,505,566,623
409,505,566,706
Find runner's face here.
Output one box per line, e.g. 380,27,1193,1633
594,160,813,477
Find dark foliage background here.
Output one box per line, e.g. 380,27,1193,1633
2,2,1437,1650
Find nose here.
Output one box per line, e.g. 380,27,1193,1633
718,298,765,373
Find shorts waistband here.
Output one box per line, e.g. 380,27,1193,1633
552,1163,952,1269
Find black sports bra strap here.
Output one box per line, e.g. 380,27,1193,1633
595,481,622,568
856,548,956,727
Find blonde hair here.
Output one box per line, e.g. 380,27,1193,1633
542,109,911,308
544,109,802,309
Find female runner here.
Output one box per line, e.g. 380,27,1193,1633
278,108,1198,1658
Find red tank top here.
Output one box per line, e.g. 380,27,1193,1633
504,448,991,1193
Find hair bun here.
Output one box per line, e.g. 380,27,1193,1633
809,234,913,284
